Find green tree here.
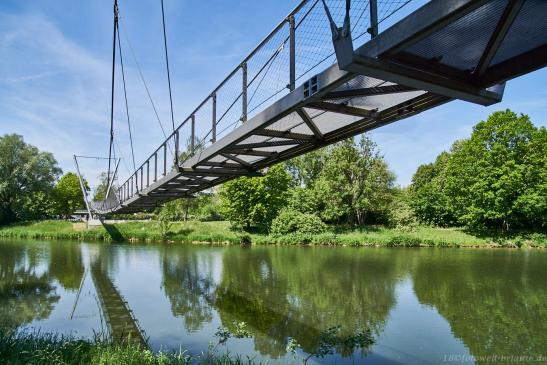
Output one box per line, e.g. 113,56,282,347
388,187,418,229
314,136,396,225
156,192,221,222
0,134,61,224
219,165,292,229
410,110,546,230
285,149,326,187
286,186,322,215
92,172,115,202
409,152,457,226
447,110,546,230
52,172,87,215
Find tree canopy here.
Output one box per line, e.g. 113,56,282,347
0,134,61,224
219,165,292,229
52,172,87,216
286,136,396,225
219,136,396,229
409,110,546,230
314,137,395,225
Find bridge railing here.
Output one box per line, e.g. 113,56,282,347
111,0,417,209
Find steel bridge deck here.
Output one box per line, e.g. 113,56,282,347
91,0,547,214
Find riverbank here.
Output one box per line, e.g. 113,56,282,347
0,220,545,248
0,330,255,365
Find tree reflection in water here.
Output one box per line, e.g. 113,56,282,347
0,243,59,331
412,249,547,364
160,246,402,359
48,242,84,292
213,247,401,359
161,246,216,332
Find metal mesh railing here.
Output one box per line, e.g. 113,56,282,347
108,0,417,210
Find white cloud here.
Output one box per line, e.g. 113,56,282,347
0,11,178,186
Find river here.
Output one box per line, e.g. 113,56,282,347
0,240,545,364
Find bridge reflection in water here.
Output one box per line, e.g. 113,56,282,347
90,259,147,347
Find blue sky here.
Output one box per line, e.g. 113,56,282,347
1,0,546,186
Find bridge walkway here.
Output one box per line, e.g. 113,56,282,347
87,0,547,214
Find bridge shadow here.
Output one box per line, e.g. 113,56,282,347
102,224,126,242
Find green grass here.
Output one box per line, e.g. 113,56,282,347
0,220,545,248
0,220,243,244
251,225,546,248
0,330,258,365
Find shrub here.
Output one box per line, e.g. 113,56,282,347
270,210,326,236
386,235,421,247
389,200,418,231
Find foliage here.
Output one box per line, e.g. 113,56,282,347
388,188,418,230
0,330,260,365
285,149,327,187
93,172,109,202
409,110,547,230
284,136,396,226
0,134,61,224
156,193,222,222
214,323,252,345
194,193,223,221
52,172,87,215
1,220,545,247
219,165,292,229
156,199,187,222
270,210,326,237
179,136,206,163
156,209,173,240
286,187,322,215
408,152,457,226
313,136,396,225
287,326,374,365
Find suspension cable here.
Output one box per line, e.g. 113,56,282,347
107,0,119,185
120,21,173,156
114,139,132,176
116,24,136,172
160,0,176,133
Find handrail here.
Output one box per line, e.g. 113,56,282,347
97,0,416,211
115,0,316,199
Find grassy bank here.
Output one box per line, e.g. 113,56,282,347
0,330,256,365
0,220,545,248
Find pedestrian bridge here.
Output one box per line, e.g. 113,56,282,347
83,0,547,215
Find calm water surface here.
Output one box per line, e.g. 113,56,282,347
0,240,546,364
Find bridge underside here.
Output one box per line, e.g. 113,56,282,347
97,0,547,214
